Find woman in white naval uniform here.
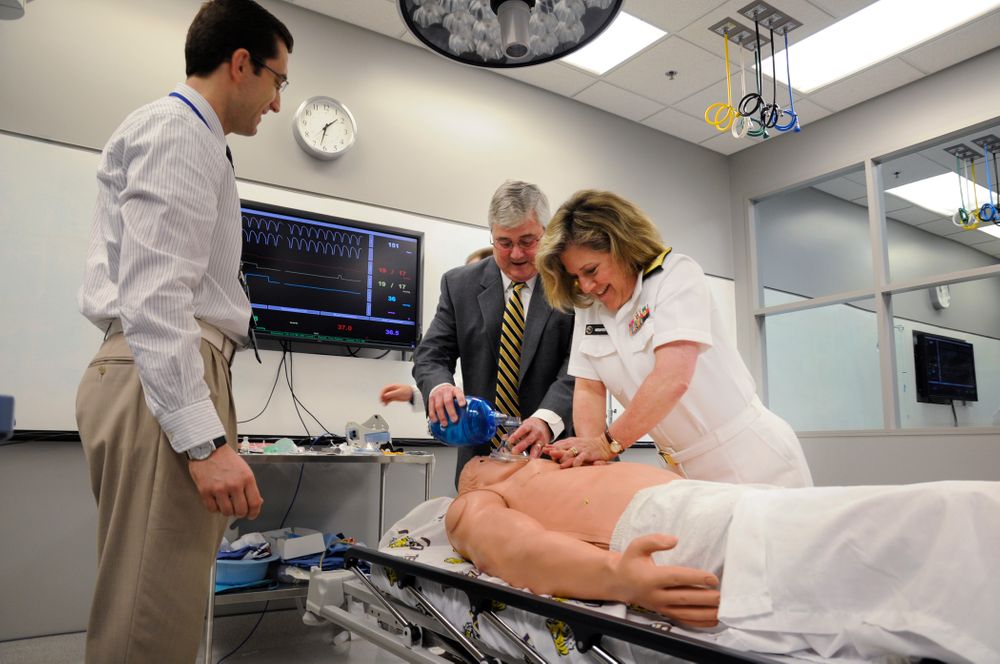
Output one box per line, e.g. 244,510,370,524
528,190,812,487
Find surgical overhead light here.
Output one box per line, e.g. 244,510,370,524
0,0,26,21
397,0,625,69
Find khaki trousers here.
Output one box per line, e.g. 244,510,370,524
76,333,235,664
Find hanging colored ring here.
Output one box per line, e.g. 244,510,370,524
774,108,798,132
980,203,998,222
705,102,737,131
747,116,767,138
760,103,781,129
731,115,751,138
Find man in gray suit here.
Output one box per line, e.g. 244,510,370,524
414,181,574,485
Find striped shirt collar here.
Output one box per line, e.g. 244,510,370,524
171,83,226,148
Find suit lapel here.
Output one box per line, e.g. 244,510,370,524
478,261,504,362
519,280,552,381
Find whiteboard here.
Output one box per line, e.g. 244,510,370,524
0,133,491,437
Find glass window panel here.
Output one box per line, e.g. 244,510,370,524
764,299,883,431
894,275,1000,428
881,122,1000,284
755,165,873,307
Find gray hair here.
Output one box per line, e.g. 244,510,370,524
488,180,551,230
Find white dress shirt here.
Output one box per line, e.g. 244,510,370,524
78,83,249,454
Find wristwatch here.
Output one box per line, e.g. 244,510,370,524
603,429,624,455
186,435,228,461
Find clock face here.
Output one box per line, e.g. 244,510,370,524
930,284,951,310
293,96,356,159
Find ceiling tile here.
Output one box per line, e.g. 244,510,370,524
951,228,999,246
899,11,1000,75
890,206,943,226
812,177,866,200
968,238,1000,257
288,0,407,39
671,78,734,119
806,58,924,112
769,97,833,129
495,62,597,97
803,0,877,19
572,81,664,122
699,130,757,155
676,0,841,57
642,107,721,144
880,153,951,188
916,218,964,237
882,192,911,213
603,36,724,106
624,0,728,33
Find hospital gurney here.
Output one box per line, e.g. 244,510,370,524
303,497,777,664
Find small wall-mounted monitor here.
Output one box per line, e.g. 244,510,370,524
913,331,977,404
241,200,423,352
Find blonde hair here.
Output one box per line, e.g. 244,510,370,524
465,246,493,264
536,190,666,312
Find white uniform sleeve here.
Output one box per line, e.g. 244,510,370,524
651,255,713,350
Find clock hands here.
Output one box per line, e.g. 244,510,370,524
320,118,339,145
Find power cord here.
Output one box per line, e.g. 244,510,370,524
237,349,286,425
283,343,334,436
215,605,269,664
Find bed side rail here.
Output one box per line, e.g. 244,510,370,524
345,545,776,664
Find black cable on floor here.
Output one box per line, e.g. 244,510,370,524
215,602,269,664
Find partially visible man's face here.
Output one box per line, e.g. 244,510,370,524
491,216,544,283
233,41,289,137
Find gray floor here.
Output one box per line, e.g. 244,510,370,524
0,608,407,664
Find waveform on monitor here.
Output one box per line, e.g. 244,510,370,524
286,237,364,258
243,230,282,246
243,216,365,258
242,215,282,232
286,224,364,246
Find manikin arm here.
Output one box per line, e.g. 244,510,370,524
446,491,720,627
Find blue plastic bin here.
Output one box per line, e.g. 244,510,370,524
215,553,278,585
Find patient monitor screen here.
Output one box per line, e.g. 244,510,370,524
913,331,977,403
241,200,422,351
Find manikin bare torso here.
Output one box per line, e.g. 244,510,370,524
453,457,682,548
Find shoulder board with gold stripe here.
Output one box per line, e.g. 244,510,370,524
643,248,672,278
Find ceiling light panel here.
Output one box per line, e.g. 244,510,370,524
560,11,666,75
760,0,1000,93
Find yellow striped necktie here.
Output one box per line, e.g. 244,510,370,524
493,281,526,448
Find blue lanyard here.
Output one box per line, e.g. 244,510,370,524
169,91,233,169
169,91,210,129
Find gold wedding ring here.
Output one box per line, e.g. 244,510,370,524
569,447,579,455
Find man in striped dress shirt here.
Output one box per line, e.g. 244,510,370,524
75,1,292,661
